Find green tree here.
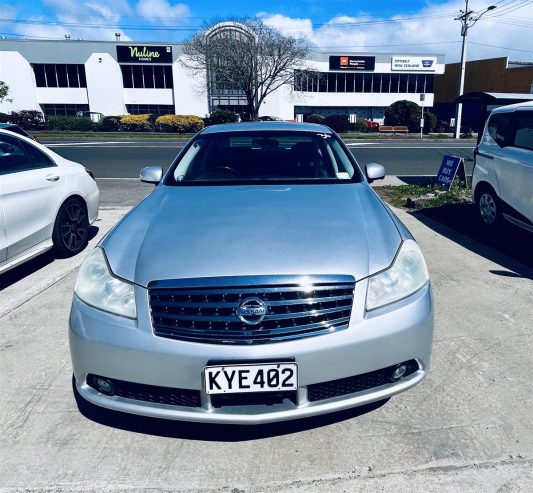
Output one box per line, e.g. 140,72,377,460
384,100,421,133
0,81,12,104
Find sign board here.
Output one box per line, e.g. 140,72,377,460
436,155,466,190
329,55,375,71
391,56,437,71
117,45,172,63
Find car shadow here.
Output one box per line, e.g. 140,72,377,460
409,203,533,278
0,225,99,290
74,389,389,441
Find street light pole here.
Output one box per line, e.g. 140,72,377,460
454,2,496,139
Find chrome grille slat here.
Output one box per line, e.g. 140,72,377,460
149,276,355,345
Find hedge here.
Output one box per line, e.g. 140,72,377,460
323,115,350,133
155,114,204,133
47,116,96,131
119,114,153,132
204,110,239,126
4,110,45,130
304,114,325,124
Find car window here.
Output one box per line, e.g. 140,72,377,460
485,113,511,148
22,141,55,168
0,134,33,175
4,125,28,138
511,111,533,151
169,131,362,185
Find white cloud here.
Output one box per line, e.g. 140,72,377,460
258,1,533,63
136,0,190,26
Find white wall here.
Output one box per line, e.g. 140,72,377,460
85,53,125,115
0,52,41,113
123,88,173,105
35,88,88,104
173,58,209,116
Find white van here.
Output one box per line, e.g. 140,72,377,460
472,101,533,232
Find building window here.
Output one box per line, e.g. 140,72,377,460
40,104,90,117
32,64,87,88
120,65,174,89
126,104,175,115
294,70,435,94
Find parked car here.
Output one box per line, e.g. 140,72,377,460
70,122,433,424
0,123,39,142
258,115,284,121
0,129,99,274
472,101,533,232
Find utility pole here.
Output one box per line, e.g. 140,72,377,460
454,2,496,139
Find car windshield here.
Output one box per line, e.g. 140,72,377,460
167,131,362,185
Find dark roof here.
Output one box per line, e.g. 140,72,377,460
456,92,533,104
201,122,332,134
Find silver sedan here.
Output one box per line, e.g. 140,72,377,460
70,122,433,424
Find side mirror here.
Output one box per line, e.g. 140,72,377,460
140,166,163,185
365,163,385,183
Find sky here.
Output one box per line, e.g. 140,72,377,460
0,0,532,63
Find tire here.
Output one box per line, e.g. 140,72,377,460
52,197,89,257
476,186,501,227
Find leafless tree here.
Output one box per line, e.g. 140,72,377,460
180,19,313,119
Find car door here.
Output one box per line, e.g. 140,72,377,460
0,180,7,262
496,109,533,221
0,133,62,259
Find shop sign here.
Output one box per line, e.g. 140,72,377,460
117,45,173,63
329,56,375,71
391,56,437,71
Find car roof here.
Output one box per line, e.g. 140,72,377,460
0,123,18,128
200,121,333,135
492,101,533,114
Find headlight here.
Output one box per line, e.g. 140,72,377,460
74,247,136,319
366,239,429,311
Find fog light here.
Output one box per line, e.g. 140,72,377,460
95,377,115,395
391,364,408,381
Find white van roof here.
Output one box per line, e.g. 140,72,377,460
492,101,533,114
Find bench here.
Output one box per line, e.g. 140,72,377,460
378,125,409,134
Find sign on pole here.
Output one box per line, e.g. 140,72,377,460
435,155,467,190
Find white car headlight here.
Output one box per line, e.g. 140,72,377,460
74,247,136,319
366,239,429,311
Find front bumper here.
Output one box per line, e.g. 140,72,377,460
69,279,433,424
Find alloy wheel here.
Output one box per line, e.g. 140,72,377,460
60,202,88,251
479,192,497,225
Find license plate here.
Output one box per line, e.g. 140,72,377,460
204,363,298,395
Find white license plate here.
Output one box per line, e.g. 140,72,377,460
204,363,298,395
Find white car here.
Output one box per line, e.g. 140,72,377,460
0,129,99,274
472,101,533,232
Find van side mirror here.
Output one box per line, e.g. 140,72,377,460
140,166,163,185
365,163,385,183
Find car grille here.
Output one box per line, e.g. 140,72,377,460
148,275,355,345
307,360,419,402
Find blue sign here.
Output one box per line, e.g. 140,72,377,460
436,155,465,190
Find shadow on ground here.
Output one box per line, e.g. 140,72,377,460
74,384,389,441
410,203,533,278
0,225,99,291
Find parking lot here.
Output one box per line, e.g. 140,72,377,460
1,179,532,491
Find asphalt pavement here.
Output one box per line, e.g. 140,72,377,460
1,201,532,491
44,139,476,178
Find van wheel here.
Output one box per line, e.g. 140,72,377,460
477,187,500,227
53,197,89,257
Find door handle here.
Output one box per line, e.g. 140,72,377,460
46,174,60,182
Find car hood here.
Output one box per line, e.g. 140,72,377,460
102,184,402,287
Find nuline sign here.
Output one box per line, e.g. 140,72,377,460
116,45,173,64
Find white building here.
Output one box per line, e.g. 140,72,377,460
0,36,445,123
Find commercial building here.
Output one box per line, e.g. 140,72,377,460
433,56,533,126
0,31,445,122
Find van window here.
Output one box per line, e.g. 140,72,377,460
512,111,533,151
485,113,511,148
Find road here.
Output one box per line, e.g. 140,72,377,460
45,139,476,178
